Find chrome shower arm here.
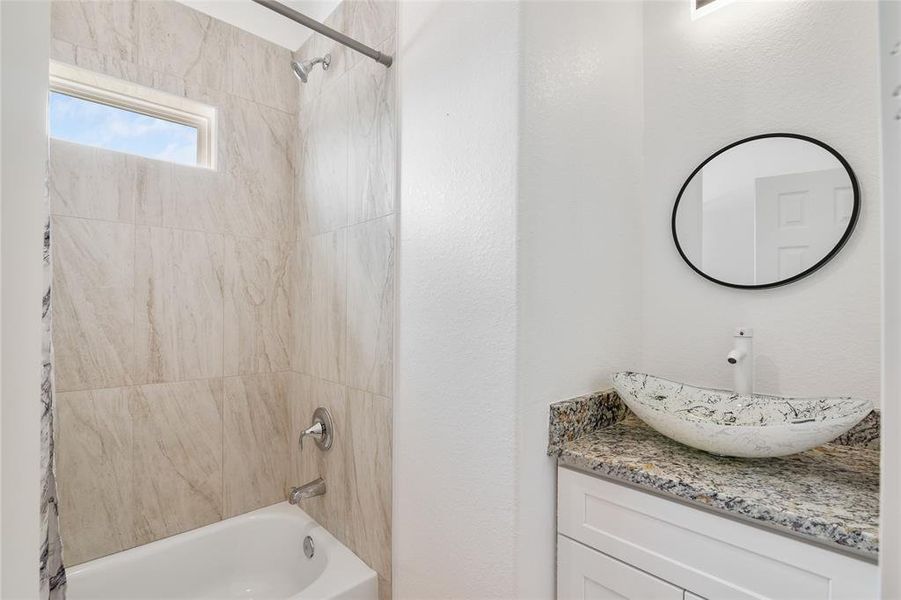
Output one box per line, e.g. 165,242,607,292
251,0,393,68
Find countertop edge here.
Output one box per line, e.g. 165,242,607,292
556,446,879,561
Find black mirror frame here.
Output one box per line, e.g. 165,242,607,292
671,132,861,290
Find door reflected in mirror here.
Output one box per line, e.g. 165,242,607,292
672,134,859,289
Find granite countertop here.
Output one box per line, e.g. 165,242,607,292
548,390,880,560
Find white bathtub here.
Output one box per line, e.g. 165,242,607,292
66,503,378,600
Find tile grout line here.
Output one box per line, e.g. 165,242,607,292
221,227,227,518
287,368,392,403
308,209,398,240
56,370,299,396
49,211,296,246
343,65,352,398
130,158,139,547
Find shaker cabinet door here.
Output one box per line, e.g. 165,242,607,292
558,535,683,600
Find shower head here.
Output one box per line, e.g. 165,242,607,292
291,54,331,83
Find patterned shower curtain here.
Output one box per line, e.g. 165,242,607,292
40,201,66,597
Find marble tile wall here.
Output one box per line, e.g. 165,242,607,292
291,3,397,599
51,1,397,590
50,0,298,565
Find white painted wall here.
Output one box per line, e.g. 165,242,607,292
880,0,901,596
640,0,882,401
516,2,643,598
0,1,50,597
396,1,645,596
397,2,881,598
394,2,520,597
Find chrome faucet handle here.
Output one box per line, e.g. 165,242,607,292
299,421,323,450
299,407,334,451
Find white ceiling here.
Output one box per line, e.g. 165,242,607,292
175,0,341,51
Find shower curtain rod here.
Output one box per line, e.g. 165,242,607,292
251,0,394,68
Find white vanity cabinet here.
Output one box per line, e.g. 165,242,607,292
558,535,683,600
556,467,878,600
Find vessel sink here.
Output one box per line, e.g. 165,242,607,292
611,372,872,458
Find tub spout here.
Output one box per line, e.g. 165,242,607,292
289,478,326,504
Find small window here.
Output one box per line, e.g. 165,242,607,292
49,62,216,168
49,92,200,166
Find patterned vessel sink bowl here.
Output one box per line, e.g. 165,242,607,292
611,372,873,458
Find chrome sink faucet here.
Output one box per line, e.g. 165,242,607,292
726,328,754,395
289,478,326,504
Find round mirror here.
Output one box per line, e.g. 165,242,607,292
672,133,859,289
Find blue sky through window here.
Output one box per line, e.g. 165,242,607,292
49,91,198,166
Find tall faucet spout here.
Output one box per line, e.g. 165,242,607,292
728,328,754,395
726,349,745,365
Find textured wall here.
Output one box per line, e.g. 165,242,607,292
290,3,396,600
639,1,882,402
50,0,299,565
516,2,644,597
395,2,520,598
394,3,644,598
